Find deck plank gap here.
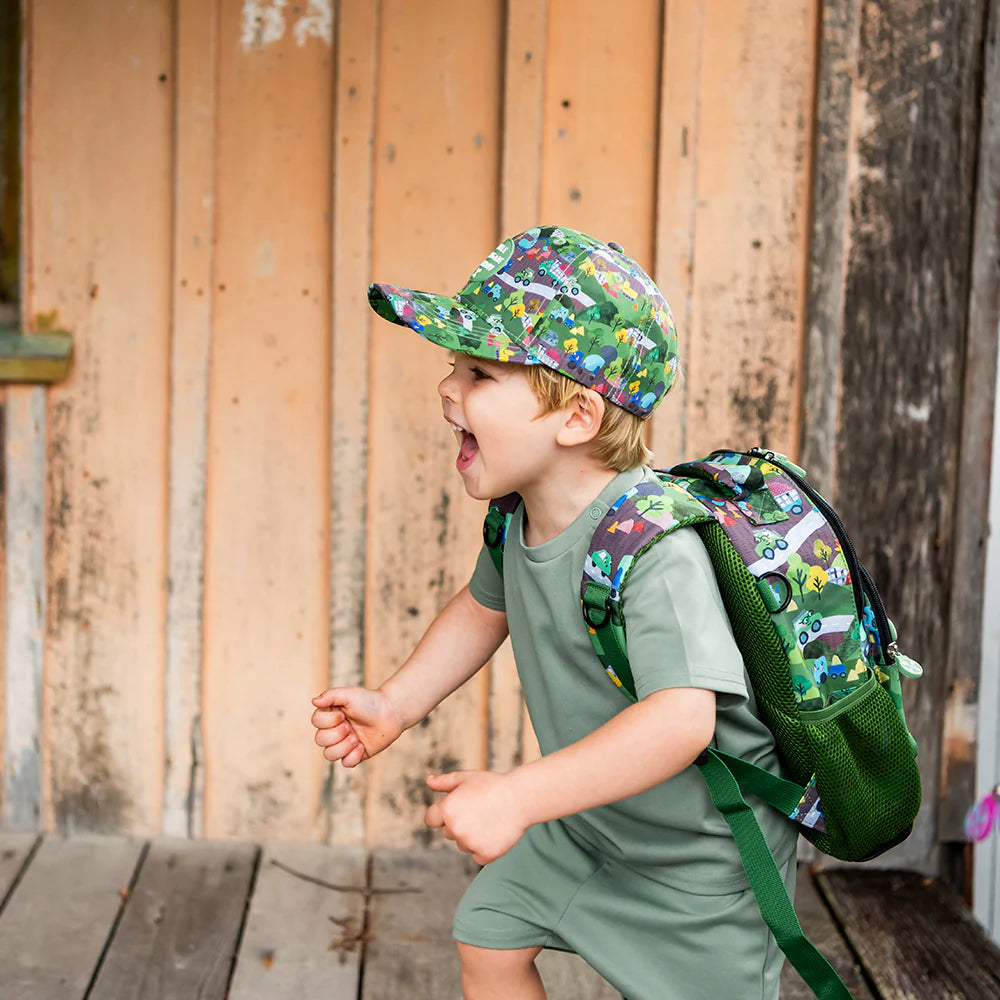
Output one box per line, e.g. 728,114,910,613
0,832,42,918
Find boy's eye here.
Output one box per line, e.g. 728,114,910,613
470,366,492,381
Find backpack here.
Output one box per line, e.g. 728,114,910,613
483,448,922,1000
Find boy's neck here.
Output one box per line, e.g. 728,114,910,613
519,461,622,547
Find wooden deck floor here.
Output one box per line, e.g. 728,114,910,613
0,832,993,999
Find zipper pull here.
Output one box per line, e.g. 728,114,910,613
747,448,807,478
889,644,923,679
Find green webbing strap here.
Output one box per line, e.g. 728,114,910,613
698,748,852,1000
483,506,506,578
707,748,807,816
484,497,520,579
581,580,637,702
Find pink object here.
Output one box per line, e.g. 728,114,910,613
964,788,1000,842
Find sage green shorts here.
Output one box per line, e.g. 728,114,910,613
453,820,794,1000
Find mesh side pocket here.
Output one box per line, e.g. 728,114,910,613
802,674,921,861
695,521,812,783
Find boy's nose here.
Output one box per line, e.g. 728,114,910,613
437,370,459,402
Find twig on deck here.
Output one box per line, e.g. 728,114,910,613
270,857,422,897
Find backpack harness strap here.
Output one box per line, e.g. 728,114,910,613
580,476,714,701
698,748,854,1000
483,492,522,578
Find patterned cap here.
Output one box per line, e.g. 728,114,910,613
368,224,678,417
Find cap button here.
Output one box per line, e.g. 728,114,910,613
608,241,624,253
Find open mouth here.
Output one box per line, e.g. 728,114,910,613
448,419,479,470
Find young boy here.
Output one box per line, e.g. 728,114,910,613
311,225,797,1000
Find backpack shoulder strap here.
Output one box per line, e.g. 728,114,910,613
581,473,714,700
584,452,808,700
483,492,522,578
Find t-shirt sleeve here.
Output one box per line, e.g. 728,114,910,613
469,544,506,612
621,526,748,703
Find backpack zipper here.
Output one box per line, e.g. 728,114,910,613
738,448,896,664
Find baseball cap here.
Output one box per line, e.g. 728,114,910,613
367,224,678,417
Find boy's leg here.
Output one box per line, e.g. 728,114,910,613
453,822,605,996
457,942,546,1000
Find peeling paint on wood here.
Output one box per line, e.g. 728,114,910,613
163,0,219,841
46,397,134,834
28,0,173,834
240,0,332,51
327,0,379,847
4,387,45,829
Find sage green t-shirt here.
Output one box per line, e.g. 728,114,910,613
469,466,797,892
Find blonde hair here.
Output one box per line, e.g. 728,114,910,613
525,365,653,471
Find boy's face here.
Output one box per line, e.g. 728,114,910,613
437,354,566,502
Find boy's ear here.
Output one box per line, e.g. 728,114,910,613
555,388,605,447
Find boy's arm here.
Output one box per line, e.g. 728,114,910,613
313,585,508,766
425,686,715,863
506,685,714,817
381,584,509,727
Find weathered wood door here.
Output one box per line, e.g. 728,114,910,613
0,0,995,887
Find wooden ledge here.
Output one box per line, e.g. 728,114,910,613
0,323,73,383
816,867,1000,999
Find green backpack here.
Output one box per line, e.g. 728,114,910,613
483,448,922,1000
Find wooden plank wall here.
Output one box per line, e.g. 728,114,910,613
806,0,995,872
4,0,990,869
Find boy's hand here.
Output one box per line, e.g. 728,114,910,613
311,687,405,768
424,771,529,865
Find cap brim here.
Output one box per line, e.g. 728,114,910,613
367,283,538,365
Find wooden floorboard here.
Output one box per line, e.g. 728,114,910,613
0,834,144,1000
362,848,478,1000
817,868,1000,1000
87,838,258,1000
0,835,995,1000
228,843,366,1000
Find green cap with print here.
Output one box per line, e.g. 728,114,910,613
368,224,678,417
